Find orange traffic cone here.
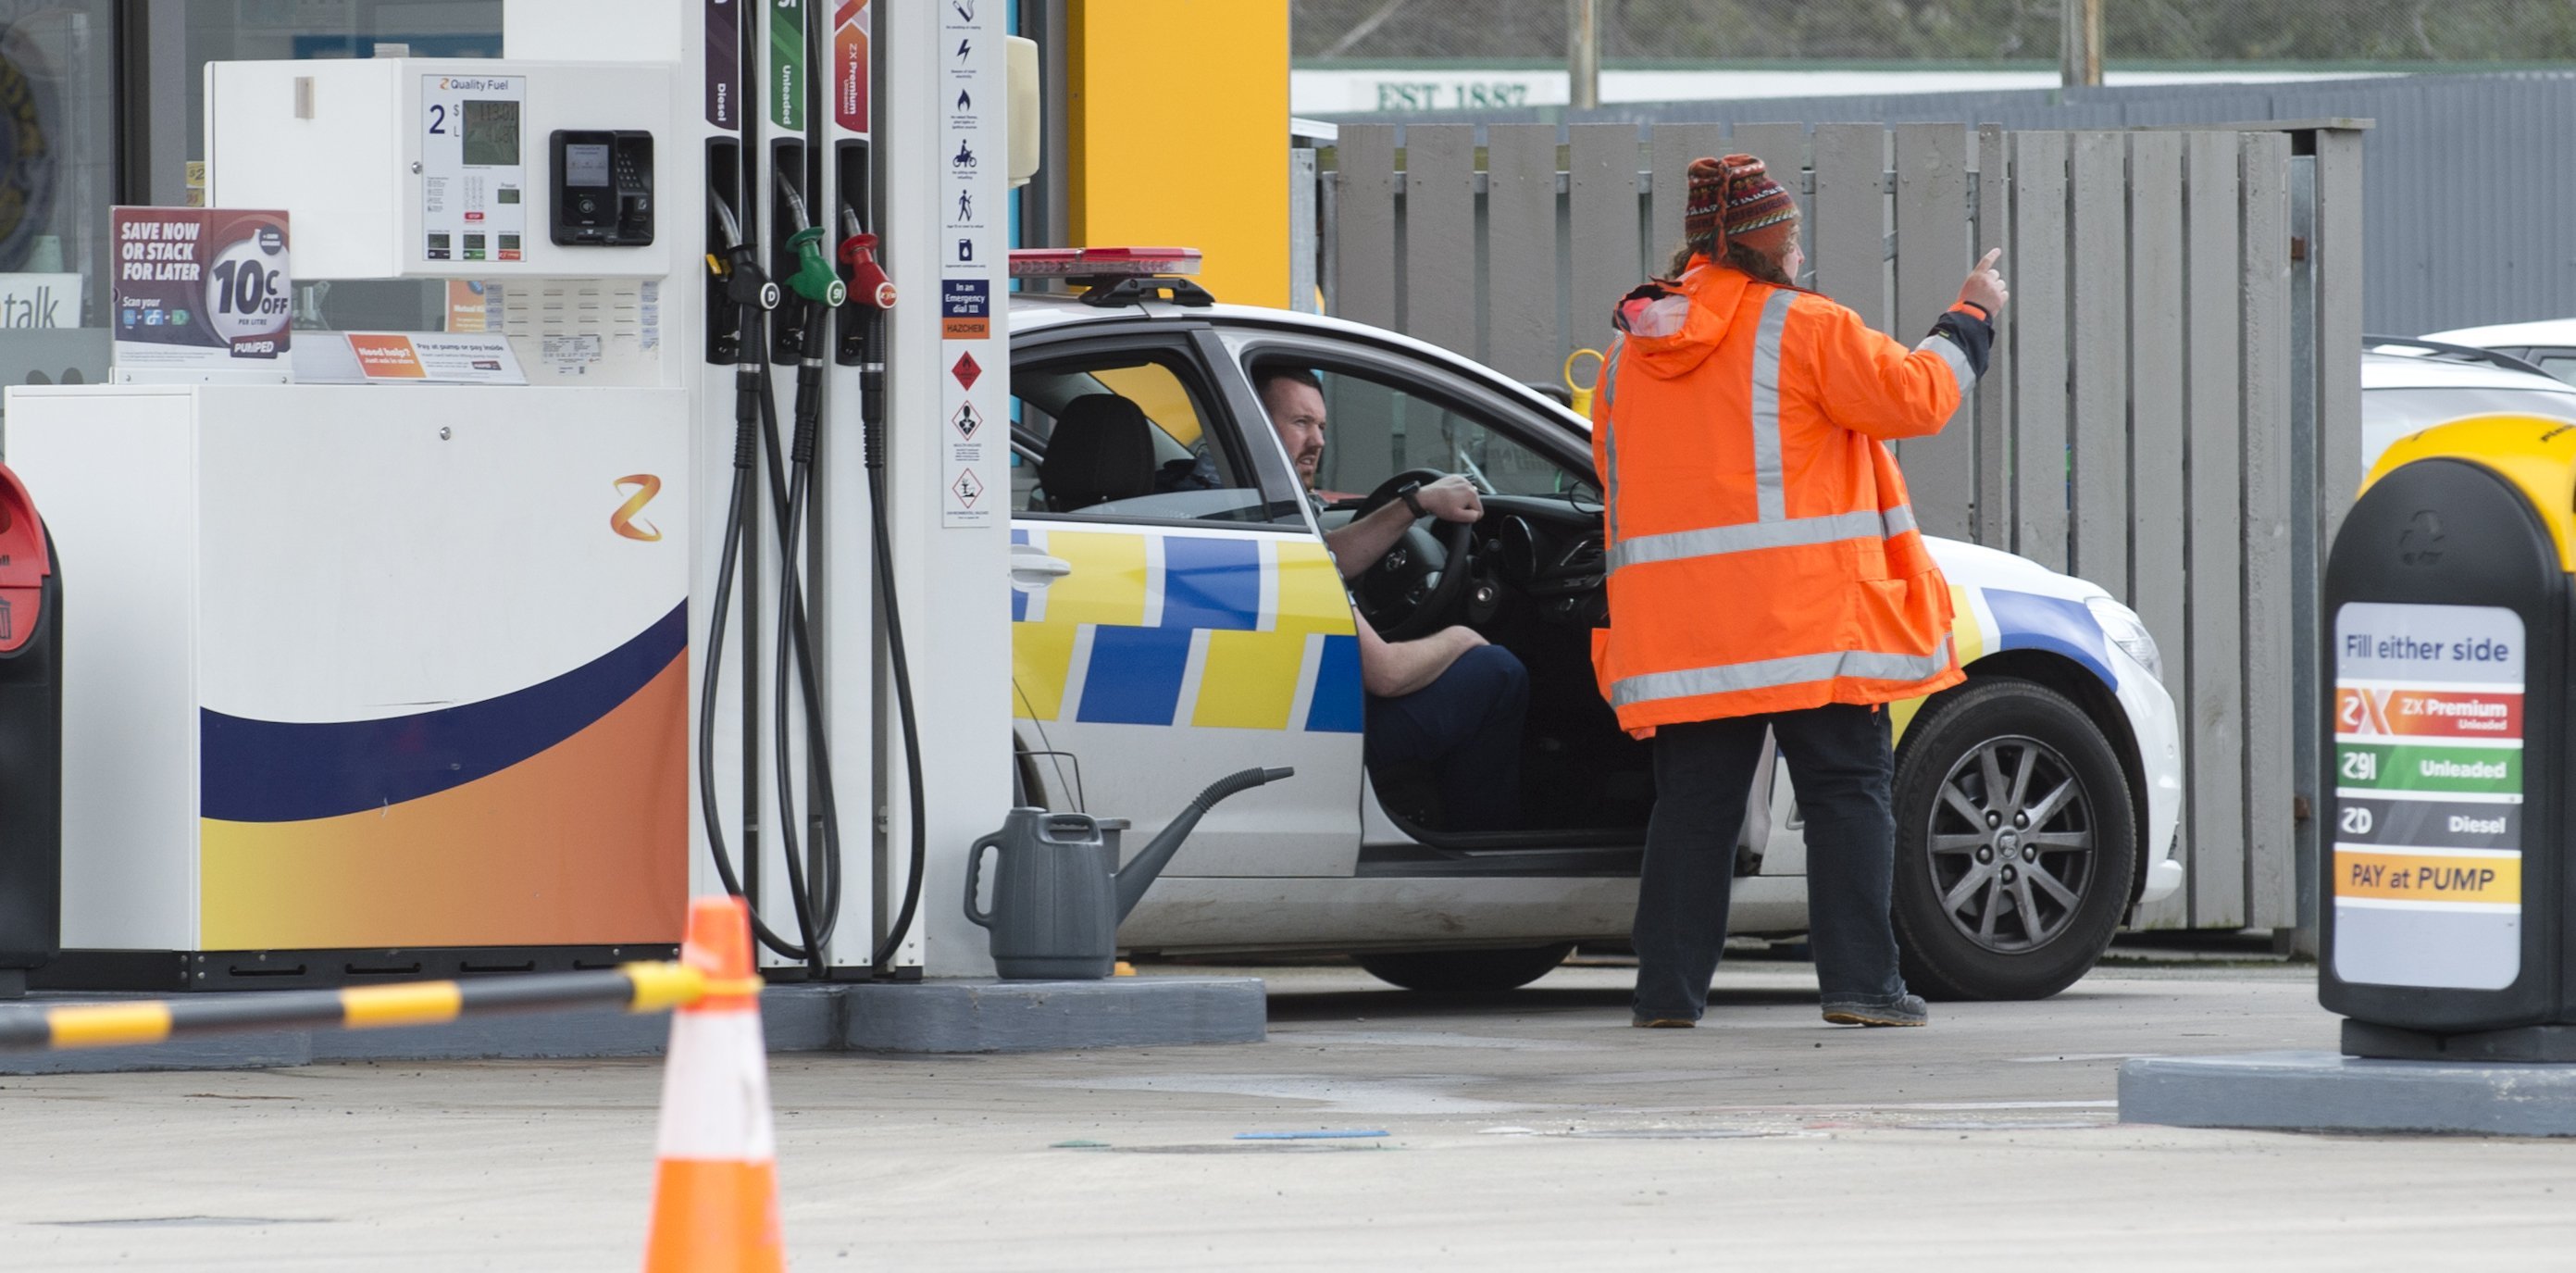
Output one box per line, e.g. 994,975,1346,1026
643,896,784,1272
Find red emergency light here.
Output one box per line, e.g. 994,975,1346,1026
1008,247,1202,279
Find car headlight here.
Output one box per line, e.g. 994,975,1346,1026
2084,595,2163,683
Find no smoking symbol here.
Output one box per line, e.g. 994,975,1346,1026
951,401,983,440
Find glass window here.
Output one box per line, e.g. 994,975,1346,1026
0,3,120,405
1012,354,1271,523
1249,358,1587,505
2529,349,2576,387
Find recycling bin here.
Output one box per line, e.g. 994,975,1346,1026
0,463,59,997
2321,417,2576,1061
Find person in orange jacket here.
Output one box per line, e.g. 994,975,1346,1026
1594,154,2009,1029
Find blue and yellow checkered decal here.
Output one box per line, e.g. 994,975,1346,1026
1891,583,2118,740
1012,527,1363,732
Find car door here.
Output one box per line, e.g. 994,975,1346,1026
1008,323,1369,877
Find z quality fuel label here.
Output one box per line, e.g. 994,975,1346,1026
2332,602,2523,991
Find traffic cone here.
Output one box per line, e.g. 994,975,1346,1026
643,896,785,1272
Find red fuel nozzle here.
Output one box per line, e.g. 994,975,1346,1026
839,232,897,310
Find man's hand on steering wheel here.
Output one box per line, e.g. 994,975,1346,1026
1412,474,1486,523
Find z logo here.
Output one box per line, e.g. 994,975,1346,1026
611,474,665,542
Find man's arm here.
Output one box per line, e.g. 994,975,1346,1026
1324,475,1487,580
1354,610,1487,698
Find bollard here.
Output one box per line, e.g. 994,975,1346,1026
2321,417,2576,1061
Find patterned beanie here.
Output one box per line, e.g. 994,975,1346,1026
1684,154,1799,258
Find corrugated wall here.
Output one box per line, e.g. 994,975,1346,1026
1318,70,2576,336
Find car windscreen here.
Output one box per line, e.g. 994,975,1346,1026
2362,387,2576,468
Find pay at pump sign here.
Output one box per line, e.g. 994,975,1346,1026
109,206,292,373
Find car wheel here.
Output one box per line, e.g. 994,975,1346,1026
1354,943,1577,994
1890,678,2137,1001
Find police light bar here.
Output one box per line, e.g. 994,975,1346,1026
1008,247,1202,278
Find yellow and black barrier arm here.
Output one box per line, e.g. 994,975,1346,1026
0,962,756,1052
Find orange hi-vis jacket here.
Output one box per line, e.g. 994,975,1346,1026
1588,257,1993,735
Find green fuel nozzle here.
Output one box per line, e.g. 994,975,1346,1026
773,177,847,308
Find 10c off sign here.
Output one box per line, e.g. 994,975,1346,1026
110,207,293,371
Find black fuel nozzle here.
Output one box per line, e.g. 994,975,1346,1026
706,189,778,314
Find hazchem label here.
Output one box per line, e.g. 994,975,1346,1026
2331,602,2522,991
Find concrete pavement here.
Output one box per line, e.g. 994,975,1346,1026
3,956,2571,1270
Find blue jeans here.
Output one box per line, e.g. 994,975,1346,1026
1363,644,1527,833
1630,703,1909,1021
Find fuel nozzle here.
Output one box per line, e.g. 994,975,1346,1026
838,205,898,311
706,188,778,313
775,176,847,308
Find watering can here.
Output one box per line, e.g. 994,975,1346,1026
964,766,1292,979
1564,347,1605,417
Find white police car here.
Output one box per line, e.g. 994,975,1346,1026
1004,249,2184,1000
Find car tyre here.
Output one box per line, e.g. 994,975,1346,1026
1889,678,2137,1002
1354,943,1577,994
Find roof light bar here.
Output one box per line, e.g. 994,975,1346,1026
1008,246,1202,279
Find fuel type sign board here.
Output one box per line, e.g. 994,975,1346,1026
2333,601,2524,990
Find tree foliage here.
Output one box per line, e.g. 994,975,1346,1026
1294,0,2576,63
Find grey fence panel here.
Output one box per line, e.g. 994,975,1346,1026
2241,131,2300,930
1649,122,1727,264
1727,123,1812,255
2069,132,2130,591
1402,125,1476,356
2184,131,2248,930
1486,125,1562,387
2010,131,2071,574
1811,124,1888,334
2128,131,2189,706
1972,124,2013,550
2313,131,2366,544
1893,123,1974,541
1568,124,1642,345
1335,125,1399,331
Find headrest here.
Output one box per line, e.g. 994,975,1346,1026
1040,394,1158,512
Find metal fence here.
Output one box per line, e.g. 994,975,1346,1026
1323,121,2364,934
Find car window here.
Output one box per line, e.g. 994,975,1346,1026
2529,348,2576,386
1251,360,1587,505
2361,386,2576,468
1011,354,1272,523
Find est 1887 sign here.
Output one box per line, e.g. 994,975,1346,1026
110,206,292,381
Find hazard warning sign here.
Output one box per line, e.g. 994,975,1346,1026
952,401,983,440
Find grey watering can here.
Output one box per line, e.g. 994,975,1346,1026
965,765,1292,980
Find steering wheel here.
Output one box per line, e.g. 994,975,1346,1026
1348,468,1478,642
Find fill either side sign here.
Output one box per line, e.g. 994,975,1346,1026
2331,601,2525,991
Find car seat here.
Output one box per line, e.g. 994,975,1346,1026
1039,394,1159,513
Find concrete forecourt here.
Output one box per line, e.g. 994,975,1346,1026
5,956,2574,1270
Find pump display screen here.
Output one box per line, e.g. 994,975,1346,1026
563,143,612,188
461,99,520,167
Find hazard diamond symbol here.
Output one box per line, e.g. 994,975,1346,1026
952,469,984,506
950,350,982,391
951,401,983,440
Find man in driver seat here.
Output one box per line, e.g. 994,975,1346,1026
1256,368,1526,832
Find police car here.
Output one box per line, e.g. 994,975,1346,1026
1005,249,2184,1001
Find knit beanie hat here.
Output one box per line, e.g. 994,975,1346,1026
1684,154,1799,259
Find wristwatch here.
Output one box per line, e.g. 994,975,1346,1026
1397,480,1427,518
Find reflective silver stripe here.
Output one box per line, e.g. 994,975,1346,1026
1748,289,1797,523
1600,336,1624,544
1915,331,1976,396
1607,509,1885,570
1611,636,1955,709
1882,504,1918,538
